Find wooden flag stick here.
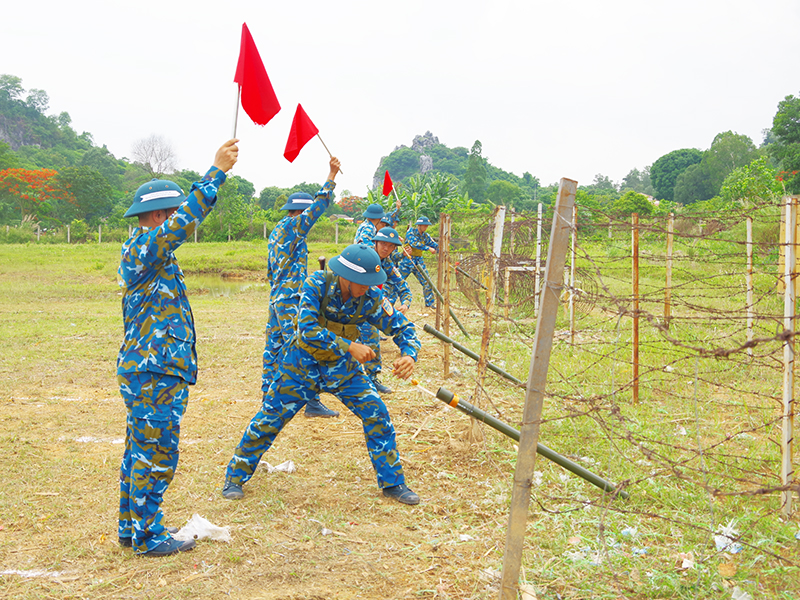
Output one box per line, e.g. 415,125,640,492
232,85,241,138
316,134,343,174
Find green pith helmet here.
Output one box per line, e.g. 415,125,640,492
124,179,186,218
373,227,402,245
329,244,387,286
415,215,432,226
362,203,386,220
281,192,314,211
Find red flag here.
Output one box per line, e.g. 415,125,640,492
284,104,319,162
234,23,280,126
383,170,393,196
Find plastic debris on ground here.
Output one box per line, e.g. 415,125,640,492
173,514,232,543
731,586,753,600
264,460,296,473
714,520,742,554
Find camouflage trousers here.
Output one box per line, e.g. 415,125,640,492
225,344,405,489
118,372,189,554
357,321,382,380
398,256,435,307
262,295,299,393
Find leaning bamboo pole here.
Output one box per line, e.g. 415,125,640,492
440,214,452,379
499,178,577,600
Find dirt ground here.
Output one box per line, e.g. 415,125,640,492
1,283,531,600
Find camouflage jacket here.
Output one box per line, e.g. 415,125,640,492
294,270,420,366
266,180,335,303
382,255,412,306
116,166,227,384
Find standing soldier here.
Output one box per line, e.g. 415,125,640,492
357,227,412,394
222,244,422,505
263,157,341,418
354,203,386,245
117,139,239,556
398,215,439,308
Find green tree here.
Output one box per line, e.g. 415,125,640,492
674,132,758,204
486,180,525,207
56,166,114,225
650,148,703,201
612,190,653,216
463,140,487,202
231,175,255,200
721,155,782,206
769,92,800,193
621,167,655,196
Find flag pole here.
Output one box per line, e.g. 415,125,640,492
316,133,343,174
232,85,241,138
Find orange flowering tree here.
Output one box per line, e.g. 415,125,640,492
0,168,76,223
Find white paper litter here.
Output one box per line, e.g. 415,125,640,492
173,514,231,543
264,460,296,474
731,586,753,600
714,520,742,553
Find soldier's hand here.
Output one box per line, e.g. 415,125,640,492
348,342,375,364
214,139,239,173
429,248,437,254
397,303,409,315
328,156,341,182
392,355,415,380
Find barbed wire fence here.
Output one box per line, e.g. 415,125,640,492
418,198,799,594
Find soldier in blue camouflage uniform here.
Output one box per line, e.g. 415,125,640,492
222,244,422,505
353,203,386,245
263,157,341,418
397,215,439,308
357,227,412,394
117,139,239,557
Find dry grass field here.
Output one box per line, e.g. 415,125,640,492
1,241,798,599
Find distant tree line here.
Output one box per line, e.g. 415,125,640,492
3,71,800,244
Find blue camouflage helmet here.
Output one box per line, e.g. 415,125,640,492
362,203,386,220
281,192,314,211
124,179,186,218
415,215,432,226
329,244,387,286
373,227,403,245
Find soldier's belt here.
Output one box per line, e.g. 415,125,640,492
296,319,361,364
410,248,424,257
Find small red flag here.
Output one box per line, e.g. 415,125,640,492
284,104,319,162
234,23,280,126
383,171,393,196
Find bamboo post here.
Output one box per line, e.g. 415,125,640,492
228,225,231,242
569,203,577,344
499,178,577,600
335,221,339,245
194,228,198,243
781,196,797,517
436,214,444,331
535,203,543,319
98,224,102,244
36,224,40,242
504,267,511,320
746,216,753,357
67,224,71,244
441,214,452,378
632,212,640,404
263,222,267,239
665,213,673,330
473,206,506,441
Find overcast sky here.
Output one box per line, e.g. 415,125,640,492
3,0,799,196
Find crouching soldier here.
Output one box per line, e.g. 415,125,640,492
222,244,422,505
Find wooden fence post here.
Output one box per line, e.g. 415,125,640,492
632,212,640,404
499,179,576,600
781,195,797,518
746,216,753,357
665,212,673,329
